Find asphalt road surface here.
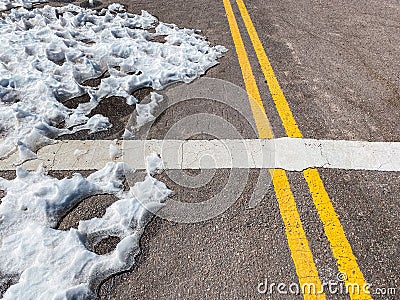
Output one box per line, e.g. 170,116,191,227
1,0,400,299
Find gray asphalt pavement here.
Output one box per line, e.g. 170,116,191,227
1,0,399,299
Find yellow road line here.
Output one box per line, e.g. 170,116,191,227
236,0,302,138
222,0,273,139
304,168,372,299
235,0,372,299
271,169,326,299
223,0,326,299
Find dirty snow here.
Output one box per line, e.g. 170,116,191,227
0,3,227,162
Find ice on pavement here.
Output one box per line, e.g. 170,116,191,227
0,162,171,298
0,3,227,161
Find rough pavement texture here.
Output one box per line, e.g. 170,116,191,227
0,0,399,299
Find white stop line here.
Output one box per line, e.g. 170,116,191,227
0,138,399,172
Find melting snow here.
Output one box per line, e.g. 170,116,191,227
0,2,227,298
135,92,164,128
0,162,171,299
109,142,121,160
0,3,227,161
0,0,46,12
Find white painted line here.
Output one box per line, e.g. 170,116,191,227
0,138,399,171
0,140,113,171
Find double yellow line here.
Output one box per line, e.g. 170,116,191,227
222,0,372,299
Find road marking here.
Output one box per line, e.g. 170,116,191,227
236,0,302,138
0,138,398,171
303,168,373,299
222,0,326,299
235,0,373,299
221,0,273,140
0,140,112,171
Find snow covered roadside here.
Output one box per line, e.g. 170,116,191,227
0,159,172,299
0,0,46,12
0,3,226,162
0,3,227,298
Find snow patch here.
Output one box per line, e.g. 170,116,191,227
109,143,122,160
0,0,46,12
0,4,227,162
0,3,228,298
73,148,88,156
136,92,164,128
146,152,163,175
0,162,172,298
